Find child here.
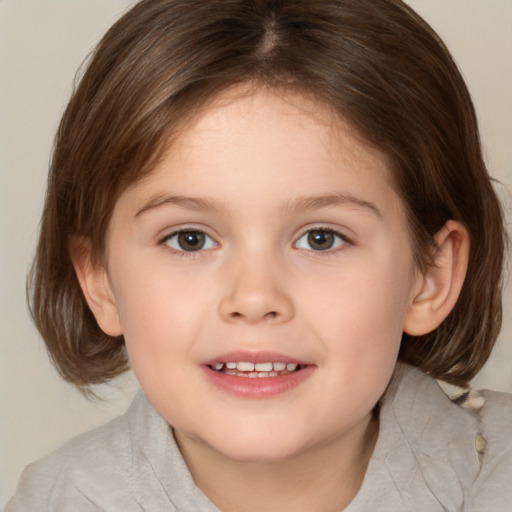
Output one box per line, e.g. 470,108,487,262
6,0,511,510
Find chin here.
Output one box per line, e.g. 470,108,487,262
218,445,302,464
204,429,314,464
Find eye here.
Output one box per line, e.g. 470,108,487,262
295,228,347,251
162,230,217,252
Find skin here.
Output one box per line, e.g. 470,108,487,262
76,86,469,511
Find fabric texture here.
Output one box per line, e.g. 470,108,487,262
6,364,512,511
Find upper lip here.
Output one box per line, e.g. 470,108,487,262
202,350,311,366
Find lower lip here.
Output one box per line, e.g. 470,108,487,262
202,365,315,399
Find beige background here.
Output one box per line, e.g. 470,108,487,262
0,0,511,507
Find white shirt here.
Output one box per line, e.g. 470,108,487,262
6,364,512,511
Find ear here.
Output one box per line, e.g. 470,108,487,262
403,220,469,336
69,237,123,337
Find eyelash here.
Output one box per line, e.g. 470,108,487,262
294,227,352,254
159,229,217,256
159,227,352,256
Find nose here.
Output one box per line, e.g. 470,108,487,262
218,256,294,325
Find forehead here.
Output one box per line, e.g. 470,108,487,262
145,86,392,185
117,86,402,222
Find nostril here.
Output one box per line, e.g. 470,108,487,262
229,310,278,321
219,290,294,324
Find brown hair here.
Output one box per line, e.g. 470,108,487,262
29,0,507,391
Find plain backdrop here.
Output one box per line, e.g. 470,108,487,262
0,0,511,507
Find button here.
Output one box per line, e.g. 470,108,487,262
475,433,486,455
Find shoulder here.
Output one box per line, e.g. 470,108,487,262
5,392,149,512
352,364,512,512
392,365,512,475
479,386,512,427
433,374,512,496
5,391,214,512
467,388,512,511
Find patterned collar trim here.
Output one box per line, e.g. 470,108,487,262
436,379,486,412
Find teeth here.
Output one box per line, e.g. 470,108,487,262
212,361,303,374
237,362,255,372
255,362,273,372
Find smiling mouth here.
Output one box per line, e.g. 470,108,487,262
208,361,307,378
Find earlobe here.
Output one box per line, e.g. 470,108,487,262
403,220,469,336
69,237,123,337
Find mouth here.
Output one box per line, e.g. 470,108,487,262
202,354,313,398
208,361,307,378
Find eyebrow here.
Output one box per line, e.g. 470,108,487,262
283,194,382,219
135,192,382,219
135,194,221,217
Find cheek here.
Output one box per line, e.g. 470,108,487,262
109,257,223,386
300,253,414,356
109,265,195,361
114,285,196,405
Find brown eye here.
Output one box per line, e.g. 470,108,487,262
178,231,205,251
295,229,346,251
163,230,216,252
307,230,335,250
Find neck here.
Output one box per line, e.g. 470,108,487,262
175,413,378,512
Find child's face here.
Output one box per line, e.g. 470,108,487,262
101,87,422,464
